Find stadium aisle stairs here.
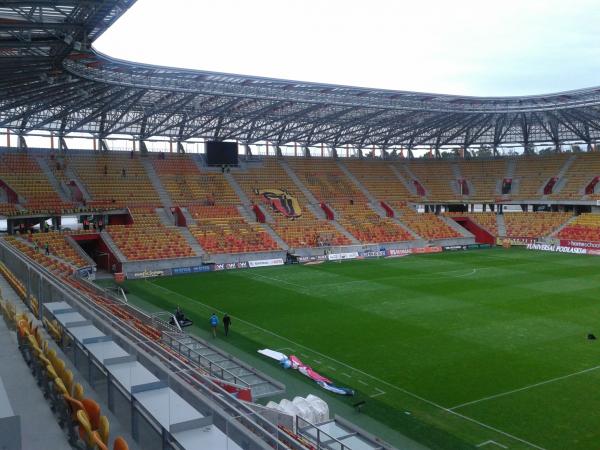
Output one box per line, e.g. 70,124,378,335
0,273,139,450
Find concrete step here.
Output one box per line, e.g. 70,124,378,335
180,207,197,226
64,235,96,267
368,201,390,218
64,167,92,201
337,161,378,203
331,219,360,245
155,207,175,227
100,230,128,262
140,158,173,208
549,214,577,237
235,205,287,250
224,172,252,206
35,156,71,202
506,158,517,179
279,160,321,204
260,222,289,250
389,165,418,195
178,227,205,257
497,214,506,237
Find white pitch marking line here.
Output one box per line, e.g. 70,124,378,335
370,388,386,398
358,379,369,386
249,273,304,288
328,366,337,371
477,440,508,448
341,372,352,378
450,364,600,411
150,282,548,450
313,359,322,364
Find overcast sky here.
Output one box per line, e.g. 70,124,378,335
92,0,600,97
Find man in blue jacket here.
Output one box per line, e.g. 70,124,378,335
210,313,219,338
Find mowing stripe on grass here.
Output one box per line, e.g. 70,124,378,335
449,364,600,411
149,280,548,450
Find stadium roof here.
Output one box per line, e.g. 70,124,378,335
2,0,600,151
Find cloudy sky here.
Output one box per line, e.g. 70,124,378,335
93,0,600,97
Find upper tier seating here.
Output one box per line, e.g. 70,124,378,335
187,205,280,253
392,202,462,240
232,159,352,248
503,212,572,238
556,213,600,242
549,153,600,200
0,153,73,213
403,160,458,202
511,154,570,199
342,160,419,203
67,153,160,208
288,159,414,243
152,155,239,205
457,159,508,202
108,208,195,260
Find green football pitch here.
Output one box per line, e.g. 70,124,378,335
121,248,600,450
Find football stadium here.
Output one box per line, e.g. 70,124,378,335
2,1,600,450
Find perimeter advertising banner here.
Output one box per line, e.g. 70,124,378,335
386,249,413,258
359,250,386,258
298,255,328,264
127,268,172,279
497,237,537,246
248,258,285,268
327,252,359,261
172,265,211,276
559,240,600,251
526,243,587,254
412,246,443,254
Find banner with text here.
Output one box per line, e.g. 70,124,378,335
248,258,285,268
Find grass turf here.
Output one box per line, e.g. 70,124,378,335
122,248,600,449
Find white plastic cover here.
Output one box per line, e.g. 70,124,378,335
306,394,330,422
266,401,284,412
279,399,301,417
292,397,317,423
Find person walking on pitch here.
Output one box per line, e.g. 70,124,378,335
223,313,231,336
209,313,219,338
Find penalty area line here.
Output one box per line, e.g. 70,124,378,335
149,281,547,450
450,364,600,411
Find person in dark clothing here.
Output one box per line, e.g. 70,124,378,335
121,168,126,178
103,164,108,175
44,243,50,255
223,313,231,336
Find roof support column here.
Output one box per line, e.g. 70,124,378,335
17,134,27,149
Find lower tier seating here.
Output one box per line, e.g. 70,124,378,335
108,208,195,260
504,212,572,238
393,202,462,240
187,205,280,254
556,213,600,241
332,201,414,243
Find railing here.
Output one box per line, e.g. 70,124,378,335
0,238,308,450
